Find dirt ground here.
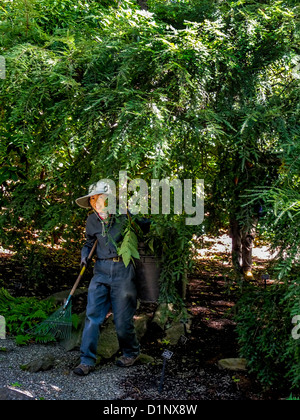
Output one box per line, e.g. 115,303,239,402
0,235,288,400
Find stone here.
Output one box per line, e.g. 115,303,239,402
20,354,56,373
164,322,185,345
152,303,174,330
217,358,247,371
138,354,154,364
96,313,150,361
48,288,88,305
60,311,86,351
97,316,119,361
134,313,149,341
60,310,150,357
0,387,34,400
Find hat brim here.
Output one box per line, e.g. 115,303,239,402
75,190,114,209
75,194,93,209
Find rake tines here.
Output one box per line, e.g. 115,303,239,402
29,240,97,343
30,302,73,341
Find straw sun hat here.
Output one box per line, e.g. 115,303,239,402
75,181,115,209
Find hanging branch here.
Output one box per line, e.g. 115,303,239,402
24,0,29,36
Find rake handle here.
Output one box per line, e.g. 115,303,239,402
66,240,98,306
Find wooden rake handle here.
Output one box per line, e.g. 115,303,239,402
69,240,98,298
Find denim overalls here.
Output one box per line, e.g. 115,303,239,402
80,212,141,366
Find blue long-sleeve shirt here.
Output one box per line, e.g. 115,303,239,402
81,212,151,261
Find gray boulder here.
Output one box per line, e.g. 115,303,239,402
61,311,150,361
96,316,120,361
20,354,56,373
0,387,34,400
218,358,247,371
60,311,86,351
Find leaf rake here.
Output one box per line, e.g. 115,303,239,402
30,241,97,342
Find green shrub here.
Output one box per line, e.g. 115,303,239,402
235,281,300,390
287,394,300,400
0,288,57,344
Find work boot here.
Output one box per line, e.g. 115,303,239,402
116,355,139,367
73,364,95,376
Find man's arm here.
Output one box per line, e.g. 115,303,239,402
81,217,97,265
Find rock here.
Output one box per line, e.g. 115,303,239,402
97,316,119,361
96,313,151,362
218,358,247,371
61,310,150,357
60,311,86,351
48,288,88,305
164,322,185,345
20,354,56,373
134,313,150,341
163,313,192,346
138,354,154,364
0,388,34,400
152,303,174,330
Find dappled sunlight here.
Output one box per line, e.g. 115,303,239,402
191,233,277,285
187,234,277,334
252,246,278,261
0,246,15,256
192,234,232,260
204,319,236,331
193,234,277,263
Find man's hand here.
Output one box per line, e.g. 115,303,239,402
80,257,87,268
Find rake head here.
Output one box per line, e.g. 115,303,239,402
31,302,73,342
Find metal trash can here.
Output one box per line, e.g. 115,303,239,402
135,243,162,303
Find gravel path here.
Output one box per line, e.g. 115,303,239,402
0,339,130,400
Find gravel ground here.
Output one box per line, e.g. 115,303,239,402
0,338,265,401
0,339,130,400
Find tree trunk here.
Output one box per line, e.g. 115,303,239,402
137,0,148,10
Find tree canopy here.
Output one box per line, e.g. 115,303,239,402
0,0,299,390
0,0,298,247
0,0,299,294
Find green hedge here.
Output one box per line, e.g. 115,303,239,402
235,281,300,390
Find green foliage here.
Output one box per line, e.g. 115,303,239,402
1,0,298,250
235,33,300,389
235,282,300,390
151,214,195,306
244,133,300,279
0,0,299,389
147,0,217,28
117,224,140,267
0,288,57,343
287,394,300,400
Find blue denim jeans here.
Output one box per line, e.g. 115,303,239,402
80,260,140,366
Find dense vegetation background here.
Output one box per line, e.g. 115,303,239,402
0,0,299,392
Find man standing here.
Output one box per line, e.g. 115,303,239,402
73,180,140,376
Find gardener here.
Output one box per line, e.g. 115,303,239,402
73,180,146,376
